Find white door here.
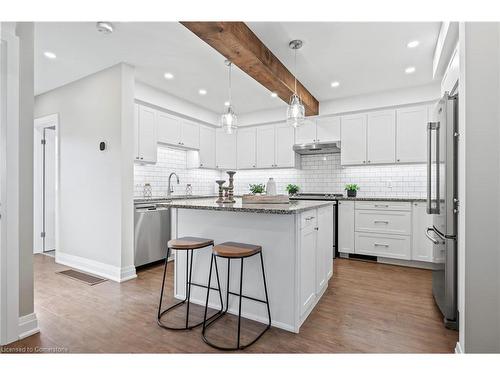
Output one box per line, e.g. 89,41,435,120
215,129,237,170
275,123,295,168
43,128,56,252
299,223,317,315
366,110,396,164
295,120,316,144
199,126,216,169
181,121,200,149
236,127,256,169
411,202,434,262
395,105,429,163
338,200,355,253
138,105,157,163
156,110,181,146
340,114,367,165
316,116,340,143
256,125,275,168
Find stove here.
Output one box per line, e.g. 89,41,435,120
290,193,344,201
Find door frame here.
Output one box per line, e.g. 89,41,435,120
0,22,20,345
34,114,59,255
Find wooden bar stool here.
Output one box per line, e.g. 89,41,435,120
157,236,224,330
201,242,271,350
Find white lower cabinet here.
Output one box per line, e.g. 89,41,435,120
411,202,435,262
298,206,333,318
355,232,411,260
338,201,355,253
339,199,439,264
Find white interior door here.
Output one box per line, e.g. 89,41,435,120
43,128,56,252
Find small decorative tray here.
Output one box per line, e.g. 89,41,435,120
241,194,290,204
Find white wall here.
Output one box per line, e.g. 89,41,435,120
135,81,218,126
458,22,500,353
34,64,136,282
237,83,440,126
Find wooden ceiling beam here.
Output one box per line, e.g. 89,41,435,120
180,22,319,116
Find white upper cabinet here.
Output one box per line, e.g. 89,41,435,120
156,110,200,149
135,104,157,163
316,116,340,143
237,127,257,169
181,121,200,149
216,129,237,170
275,123,296,168
198,126,216,169
156,111,181,146
396,105,429,163
340,113,367,165
366,110,396,164
295,120,317,144
256,125,275,168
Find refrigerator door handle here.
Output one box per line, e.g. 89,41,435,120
425,227,444,244
427,121,440,214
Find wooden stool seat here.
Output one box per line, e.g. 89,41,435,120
213,242,262,258
168,236,214,250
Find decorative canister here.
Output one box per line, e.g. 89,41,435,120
185,184,193,196
143,183,152,198
266,177,277,196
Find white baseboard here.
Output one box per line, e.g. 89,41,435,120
18,313,40,340
377,257,441,270
56,251,137,283
455,341,463,354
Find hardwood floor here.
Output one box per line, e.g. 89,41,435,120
3,254,457,353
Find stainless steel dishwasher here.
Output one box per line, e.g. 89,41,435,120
134,203,171,267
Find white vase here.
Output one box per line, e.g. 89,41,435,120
266,178,277,196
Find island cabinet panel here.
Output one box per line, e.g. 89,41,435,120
338,200,355,253
316,205,334,293
299,219,317,316
237,127,257,169
215,129,237,170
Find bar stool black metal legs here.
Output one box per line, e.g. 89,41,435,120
202,242,271,350
157,237,224,331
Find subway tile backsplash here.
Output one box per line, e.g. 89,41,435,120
134,148,426,199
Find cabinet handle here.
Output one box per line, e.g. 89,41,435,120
363,161,366,164
253,165,256,168
397,159,400,162
374,204,389,208
367,160,371,163
374,243,389,247
314,227,319,231
374,220,389,224
140,157,144,160
305,216,315,221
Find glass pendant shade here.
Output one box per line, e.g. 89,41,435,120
221,104,238,134
286,93,305,128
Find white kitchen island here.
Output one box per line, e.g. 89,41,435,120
165,198,334,333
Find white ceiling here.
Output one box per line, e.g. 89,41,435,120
35,22,441,115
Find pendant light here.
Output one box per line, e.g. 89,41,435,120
286,39,305,128
220,60,238,134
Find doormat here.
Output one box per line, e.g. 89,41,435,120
57,269,107,286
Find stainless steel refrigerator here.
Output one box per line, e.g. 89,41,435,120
425,92,458,329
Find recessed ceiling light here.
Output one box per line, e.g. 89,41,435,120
224,101,230,106
96,22,114,35
163,72,174,80
330,81,340,88
405,66,416,74
407,40,420,48
198,89,207,95
43,51,56,59
270,92,278,98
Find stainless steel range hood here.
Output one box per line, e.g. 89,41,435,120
293,141,341,155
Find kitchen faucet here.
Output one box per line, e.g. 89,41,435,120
167,172,180,197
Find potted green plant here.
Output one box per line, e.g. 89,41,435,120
249,183,265,195
286,184,300,197
344,183,360,198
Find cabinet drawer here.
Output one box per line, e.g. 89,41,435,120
355,232,411,260
300,211,317,229
354,201,411,211
355,209,411,235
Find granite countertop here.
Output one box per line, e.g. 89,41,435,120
134,195,216,204
336,196,426,202
157,197,334,215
